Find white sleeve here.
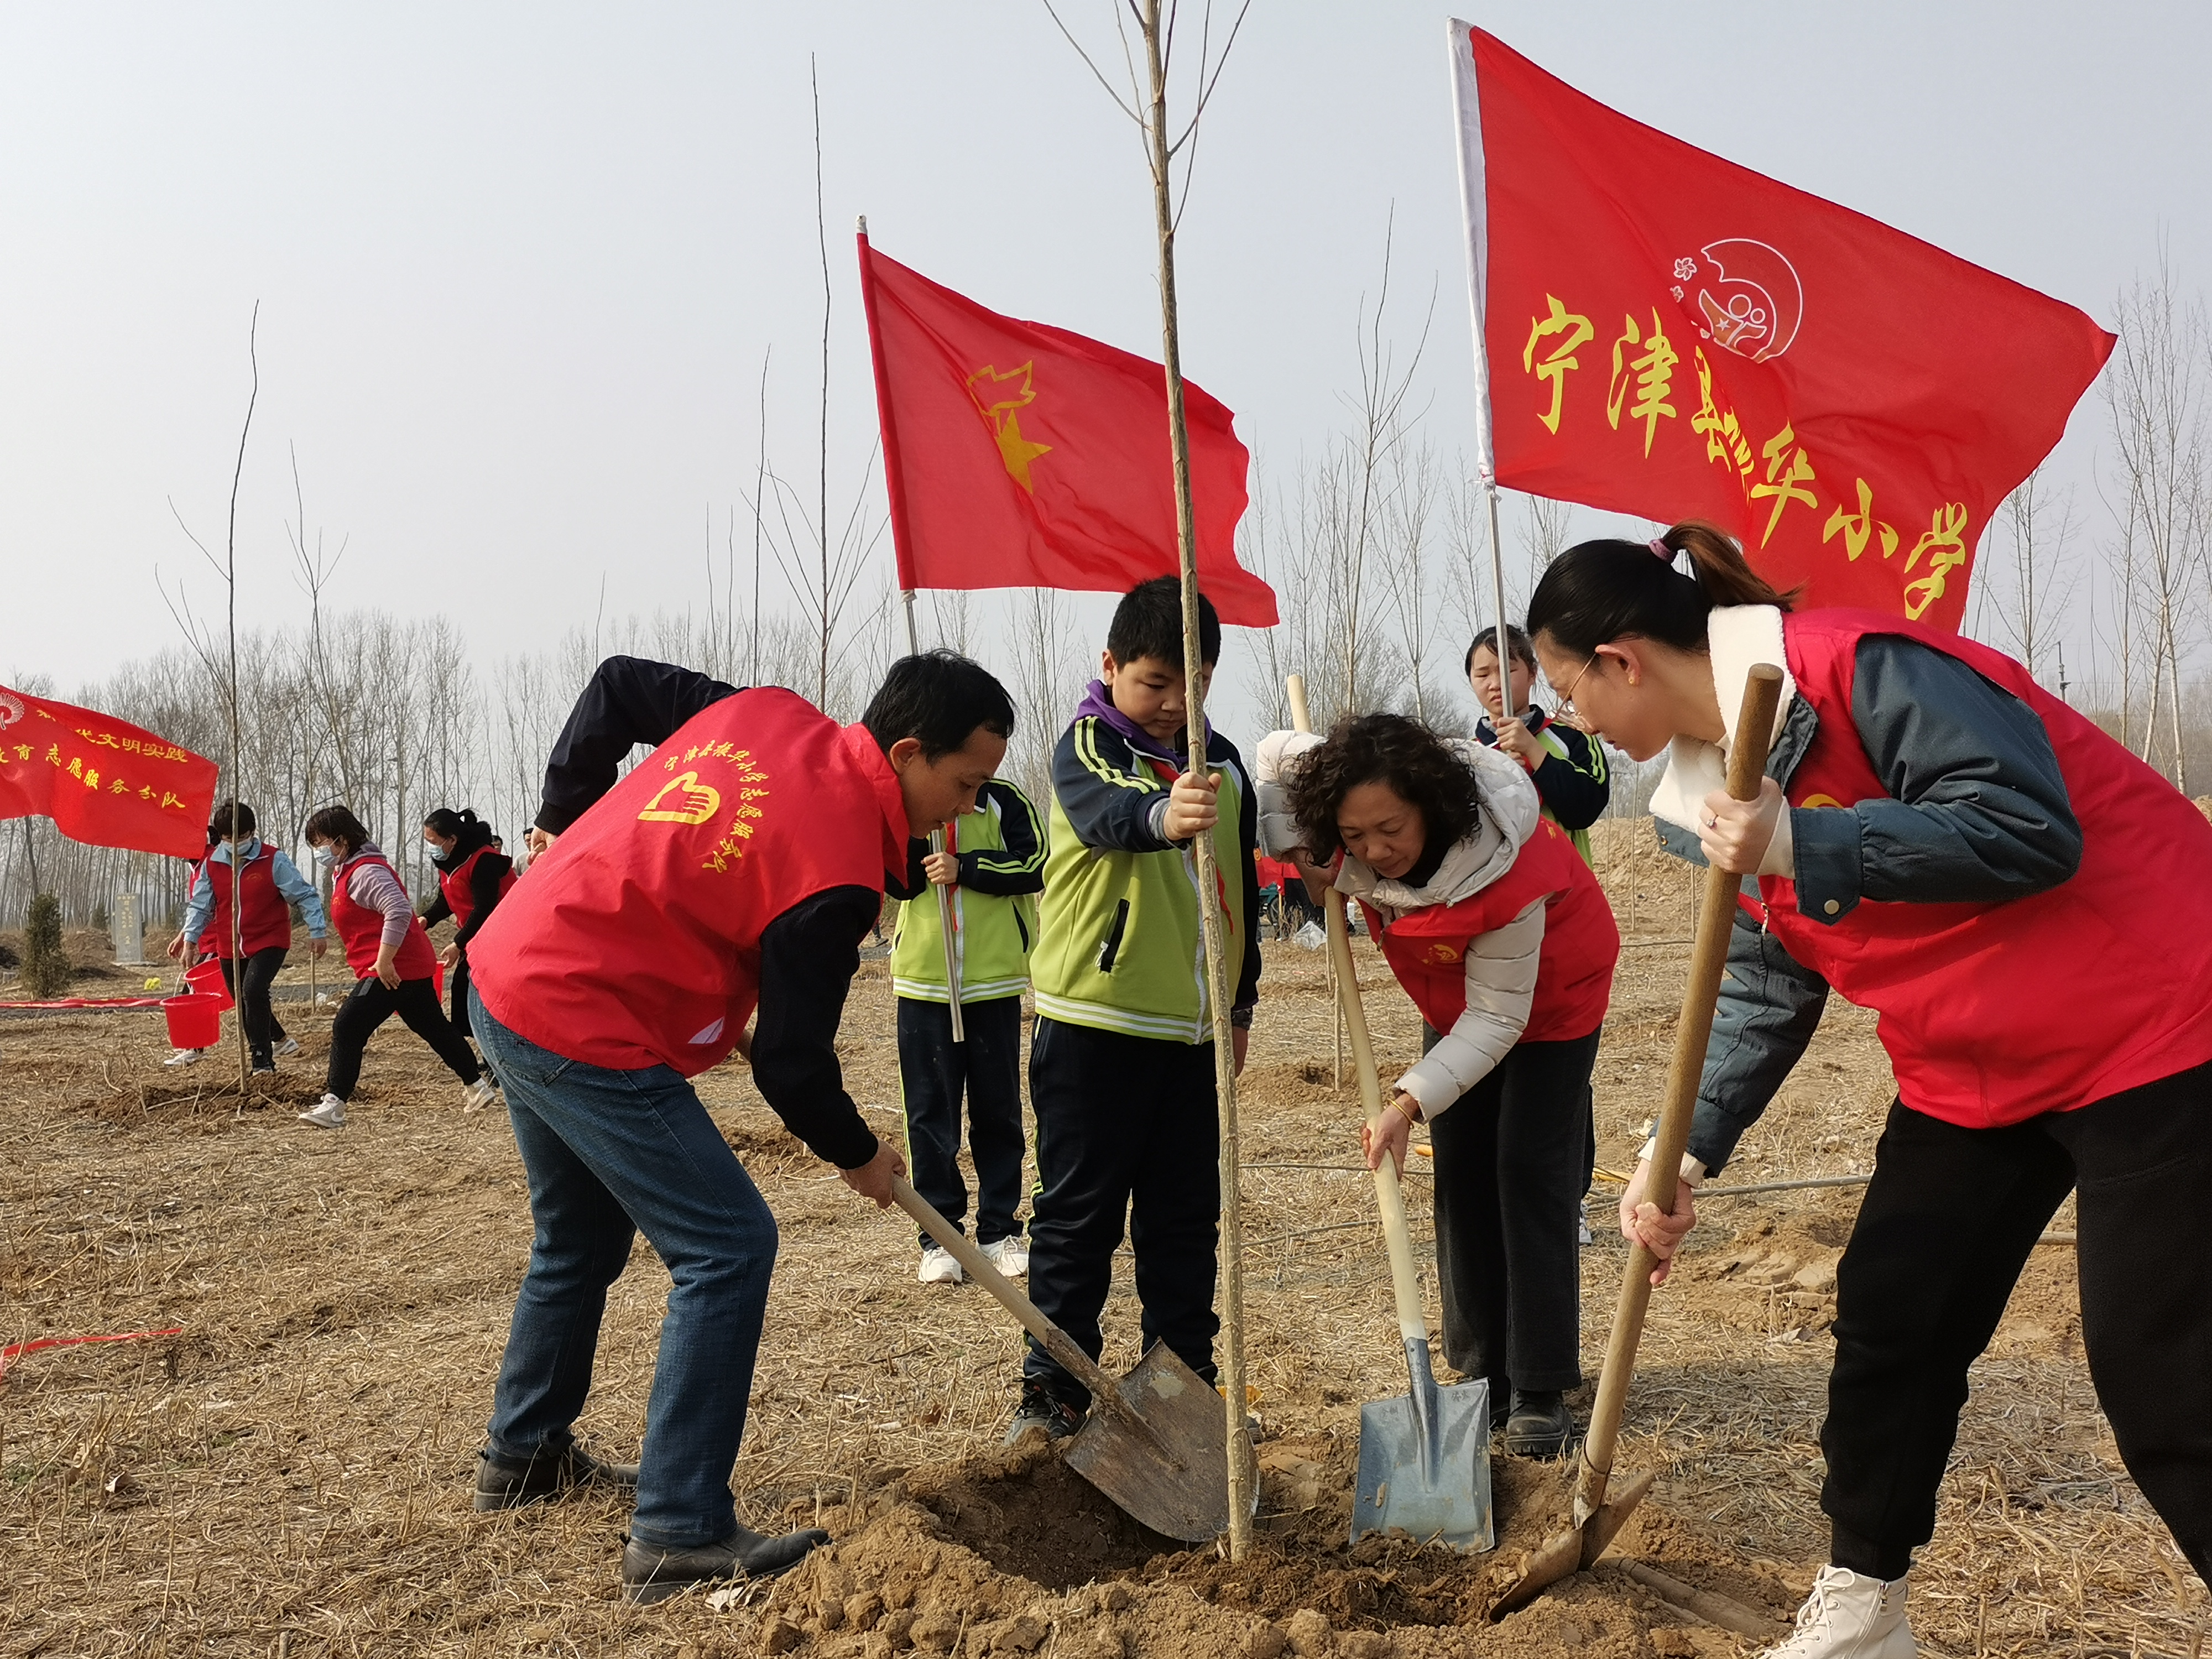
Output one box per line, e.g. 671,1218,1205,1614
1253,729,1324,858
1394,898,1544,1117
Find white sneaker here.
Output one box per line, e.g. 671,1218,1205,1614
163,1048,204,1068
1764,1567,1914,1657
982,1236,1030,1277
917,1246,963,1285
299,1094,347,1129
276,1037,300,1057
461,1077,500,1113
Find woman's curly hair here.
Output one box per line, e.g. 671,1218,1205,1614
1284,712,1484,865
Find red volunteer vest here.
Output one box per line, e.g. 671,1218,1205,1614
1364,816,1619,1045
438,843,516,931
467,687,910,1076
205,844,294,958
330,851,440,980
1759,609,2212,1128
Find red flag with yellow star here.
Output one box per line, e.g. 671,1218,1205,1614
0,686,218,858
857,234,1277,627
1449,23,2114,628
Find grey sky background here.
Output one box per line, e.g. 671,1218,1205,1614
3,2,2205,732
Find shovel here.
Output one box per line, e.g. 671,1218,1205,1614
890,1176,1253,1542
1285,674,1493,1551
1491,662,1785,1618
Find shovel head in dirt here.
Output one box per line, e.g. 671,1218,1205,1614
890,1176,1252,1543
1352,1336,1494,1551
1064,1340,1256,1544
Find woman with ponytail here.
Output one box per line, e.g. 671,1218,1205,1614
1526,521,2212,1657
420,806,516,1039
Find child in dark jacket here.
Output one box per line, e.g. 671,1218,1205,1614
1010,578,1261,1443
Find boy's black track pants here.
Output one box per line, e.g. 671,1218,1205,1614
898,993,1027,1249
1021,1016,1219,1408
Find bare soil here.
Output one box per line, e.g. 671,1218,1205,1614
1,822,2200,1656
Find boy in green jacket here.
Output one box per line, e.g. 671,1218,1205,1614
892,776,1047,1286
1010,578,1262,1442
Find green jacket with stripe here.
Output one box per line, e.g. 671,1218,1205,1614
1474,705,1610,864
891,778,1047,1004
1031,714,1262,1044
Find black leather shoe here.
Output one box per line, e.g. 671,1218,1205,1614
622,1525,829,1605
1003,1380,1086,1446
472,1440,640,1511
1501,1390,1574,1459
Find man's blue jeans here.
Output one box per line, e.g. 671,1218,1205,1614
472,991,777,1548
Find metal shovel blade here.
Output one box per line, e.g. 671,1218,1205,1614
1489,1468,1656,1619
1351,1347,1494,1551
1061,1342,1256,1543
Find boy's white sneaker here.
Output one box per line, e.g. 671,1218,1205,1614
461,1077,500,1113
163,1048,203,1068
299,1094,347,1130
276,1037,300,1057
981,1236,1029,1278
1763,1567,1914,1658
917,1246,963,1286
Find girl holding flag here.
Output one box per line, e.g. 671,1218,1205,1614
300,805,496,1129
1526,521,2212,1658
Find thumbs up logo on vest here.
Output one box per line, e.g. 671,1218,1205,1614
639,771,722,826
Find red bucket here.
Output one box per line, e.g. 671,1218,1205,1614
163,994,222,1050
184,959,232,1009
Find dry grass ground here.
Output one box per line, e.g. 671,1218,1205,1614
1,820,2201,1656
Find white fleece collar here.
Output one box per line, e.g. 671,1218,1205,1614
1647,604,1797,834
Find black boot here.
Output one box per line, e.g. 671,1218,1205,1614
473,1439,640,1511
622,1525,829,1604
1501,1390,1574,1459
1003,1379,1086,1445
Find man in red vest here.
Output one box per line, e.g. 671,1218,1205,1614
465,650,1014,1605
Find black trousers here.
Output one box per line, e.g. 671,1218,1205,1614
1022,1016,1219,1407
448,948,474,1037
1426,1030,1600,1394
325,974,482,1101
898,994,1027,1248
1823,1065,2212,1582
217,947,289,1067
1425,1020,1597,1197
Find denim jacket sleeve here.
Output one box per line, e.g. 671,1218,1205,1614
1688,898,1833,1175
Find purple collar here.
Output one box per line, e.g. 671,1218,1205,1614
1073,679,1211,768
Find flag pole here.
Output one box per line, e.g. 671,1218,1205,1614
1446,22,1518,740
859,216,965,1043
1138,0,1253,1560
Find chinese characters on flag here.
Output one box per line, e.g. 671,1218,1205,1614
0,686,218,858
1449,23,2115,629
857,234,1277,627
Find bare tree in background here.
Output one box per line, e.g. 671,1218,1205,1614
1976,466,2079,687
1006,586,1087,810
1379,437,1451,727
2104,252,2209,789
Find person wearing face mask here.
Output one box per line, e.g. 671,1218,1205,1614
461,650,1013,1605
299,805,496,1130
1254,712,1619,1459
418,807,516,1040
165,801,327,1072
1526,521,2212,1658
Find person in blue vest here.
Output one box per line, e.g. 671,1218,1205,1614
892,777,1047,1285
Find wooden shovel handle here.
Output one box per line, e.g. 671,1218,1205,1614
890,1176,1115,1405
1575,663,1784,1519
1285,674,1428,1345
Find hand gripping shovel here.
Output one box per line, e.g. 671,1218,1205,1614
1492,662,1785,1618
1284,675,1492,1551
1328,888,1496,1551
890,1176,1253,1542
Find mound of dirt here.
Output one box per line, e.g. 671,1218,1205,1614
749,1436,1773,1658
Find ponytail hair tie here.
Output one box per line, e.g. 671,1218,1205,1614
1649,536,1673,560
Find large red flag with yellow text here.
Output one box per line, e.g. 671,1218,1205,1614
857,235,1277,627
1448,23,2114,629
0,686,218,858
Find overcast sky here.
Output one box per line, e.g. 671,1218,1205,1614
3,2,2205,721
